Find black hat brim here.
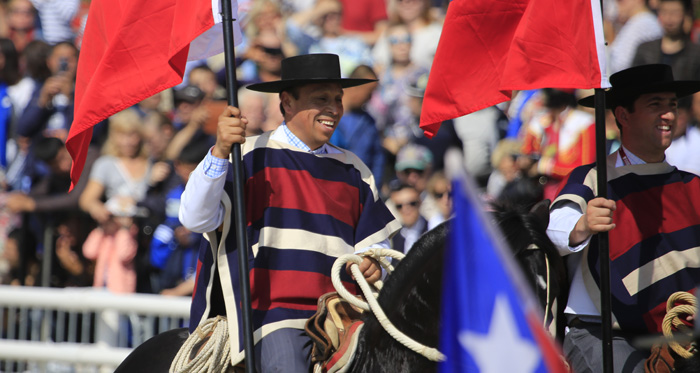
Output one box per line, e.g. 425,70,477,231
246,78,377,93
578,81,700,108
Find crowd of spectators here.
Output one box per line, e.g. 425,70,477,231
0,0,699,298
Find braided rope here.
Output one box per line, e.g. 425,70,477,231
330,248,446,362
171,316,231,373
661,291,697,359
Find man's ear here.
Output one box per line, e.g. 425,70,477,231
614,106,628,124
280,91,292,115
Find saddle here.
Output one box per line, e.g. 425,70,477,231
305,292,366,372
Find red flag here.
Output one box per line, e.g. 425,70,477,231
66,0,242,189
420,0,609,138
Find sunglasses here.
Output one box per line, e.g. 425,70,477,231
389,35,411,45
261,46,284,57
433,191,452,199
396,200,420,210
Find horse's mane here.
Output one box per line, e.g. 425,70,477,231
350,221,449,372
490,199,569,339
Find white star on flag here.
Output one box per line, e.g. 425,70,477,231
459,294,541,373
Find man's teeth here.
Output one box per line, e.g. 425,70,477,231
658,125,671,131
320,120,334,127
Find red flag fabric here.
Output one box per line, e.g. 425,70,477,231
420,0,609,138
66,0,241,189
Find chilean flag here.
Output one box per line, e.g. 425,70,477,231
421,0,610,138
439,155,567,372
66,0,242,189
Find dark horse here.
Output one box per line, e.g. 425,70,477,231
115,200,565,372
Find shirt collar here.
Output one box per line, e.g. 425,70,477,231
277,122,330,154
616,145,648,166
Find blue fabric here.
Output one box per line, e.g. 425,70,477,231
506,89,538,139
439,174,561,372
0,83,10,167
331,110,385,188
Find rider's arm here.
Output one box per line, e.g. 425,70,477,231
178,149,228,233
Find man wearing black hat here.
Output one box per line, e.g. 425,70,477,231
179,54,400,372
548,64,700,372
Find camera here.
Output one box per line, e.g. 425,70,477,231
58,57,69,73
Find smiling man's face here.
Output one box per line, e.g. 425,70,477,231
282,82,344,150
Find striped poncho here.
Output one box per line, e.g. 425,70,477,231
189,132,401,365
553,152,700,333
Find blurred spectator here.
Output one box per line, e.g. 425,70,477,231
384,68,462,171
10,39,51,121
368,21,416,132
391,143,441,220
338,0,388,46
632,0,700,80
388,183,428,254
82,202,138,294
608,0,663,73
519,88,596,201
425,171,452,230
165,85,214,161
308,0,373,77
372,0,442,71
148,141,209,296
238,88,268,136
78,109,153,226
5,138,91,215
54,220,92,287
188,64,226,101
486,139,523,201
29,0,80,45
665,95,700,174
16,41,78,141
240,30,286,87
394,143,432,196
1,228,38,286
132,92,164,119
330,65,385,188
3,0,41,53
452,106,501,189
0,38,20,169
243,0,298,58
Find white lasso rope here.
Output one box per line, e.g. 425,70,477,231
331,248,446,362
170,315,231,373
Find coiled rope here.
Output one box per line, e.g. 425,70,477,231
171,315,231,373
661,291,697,359
331,248,446,362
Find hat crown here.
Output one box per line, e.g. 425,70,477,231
280,54,342,81
609,64,675,92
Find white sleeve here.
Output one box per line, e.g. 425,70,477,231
547,201,591,256
178,159,227,233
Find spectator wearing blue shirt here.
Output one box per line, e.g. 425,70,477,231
330,65,385,189
148,141,208,296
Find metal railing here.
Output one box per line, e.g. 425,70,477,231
0,285,190,372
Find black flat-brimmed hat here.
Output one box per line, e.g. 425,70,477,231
246,54,376,93
579,64,700,108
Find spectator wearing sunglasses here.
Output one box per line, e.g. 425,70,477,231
389,183,428,254
426,171,452,230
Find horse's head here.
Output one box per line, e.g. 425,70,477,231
490,199,568,336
